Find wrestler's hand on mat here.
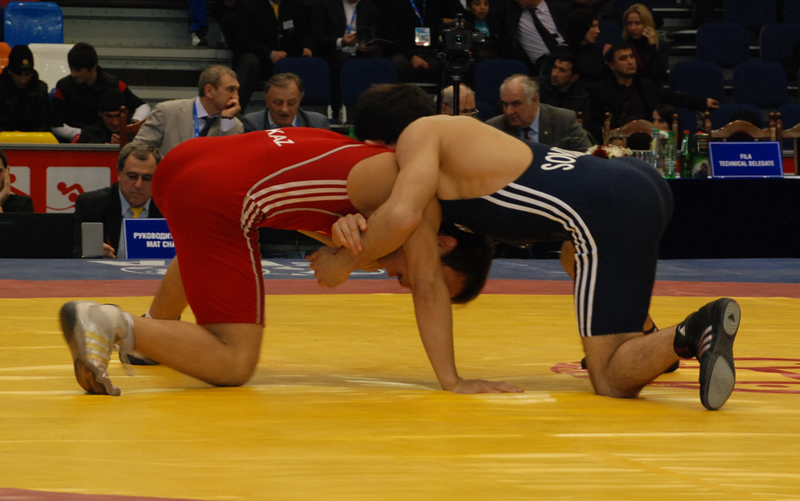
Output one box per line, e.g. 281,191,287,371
307,247,352,287
449,378,524,394
332,214,367,254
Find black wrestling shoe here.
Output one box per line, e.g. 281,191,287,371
676,298,741,410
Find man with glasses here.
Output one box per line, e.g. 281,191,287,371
0,45,50,132
72,143,163,258
487,74,590,152
439,84,478,117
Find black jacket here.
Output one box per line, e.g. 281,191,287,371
538,75,589,115
586,74,708,141
51,67,145,130
1,193,35,213
72,183,163,258
222,0,312,65
312,0,381,60
500,0,571,70
0,67,50,132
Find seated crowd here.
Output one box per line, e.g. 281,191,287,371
0,1,793,224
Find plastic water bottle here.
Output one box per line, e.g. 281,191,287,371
664,131,677,179
650,130,664,174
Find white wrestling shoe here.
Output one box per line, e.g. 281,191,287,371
60,301,133,396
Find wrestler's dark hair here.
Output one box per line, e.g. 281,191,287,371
439,220,494,305
352,83,436,144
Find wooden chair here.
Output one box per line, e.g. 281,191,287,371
119,106,146,148
603,112,679,146
776,112,800,175
703,111,777,141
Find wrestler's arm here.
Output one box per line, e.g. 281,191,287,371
403,198,523,393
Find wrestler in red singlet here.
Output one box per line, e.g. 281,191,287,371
152,128,391,326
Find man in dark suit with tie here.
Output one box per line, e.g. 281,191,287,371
72,142,163,258
311,0,381,118
486,74,591,151
502,0,571,73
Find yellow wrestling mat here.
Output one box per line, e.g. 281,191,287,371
1,294,799,500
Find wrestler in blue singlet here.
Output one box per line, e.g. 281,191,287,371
439,143,673,338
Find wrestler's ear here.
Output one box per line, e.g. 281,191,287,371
437,235,458,255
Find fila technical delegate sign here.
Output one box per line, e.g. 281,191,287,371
709,142,784,178
123,219,176,259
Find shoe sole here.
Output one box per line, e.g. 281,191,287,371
60,302,121,396
699,299,740,410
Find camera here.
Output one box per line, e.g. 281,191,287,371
442,14,484,52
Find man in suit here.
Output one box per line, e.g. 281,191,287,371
0,149,34,213
486,74,591,151
242,73,330,132
311,0,381,119
219,0,313,111
72,142,163,258
132,65,243,156
502,0,570,73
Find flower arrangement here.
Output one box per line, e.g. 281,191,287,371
586,144,633,159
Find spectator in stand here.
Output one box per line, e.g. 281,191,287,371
311,0,381,120
72,143,163,259
51,43,150,143
538,52,589,115
77,89,130,145
241,73,330,132
622,3,670,85
652,103,676,133
500,0,570,74
379,0,459,82
464,0,504,62
0,149,34,213
0,45,50,133
439,84,477,116
585,44,717,143
189,0,209,46
559,9,607,87
487,74,591,151
132,65,243,156
217,0,313,112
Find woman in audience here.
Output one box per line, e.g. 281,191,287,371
622,3,670,85
561,9,607,87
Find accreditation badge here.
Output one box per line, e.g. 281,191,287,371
415,27,431,46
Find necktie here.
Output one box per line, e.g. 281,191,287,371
199,115,218,137
130,206,144,218
272,1,280,18
531,7,559,54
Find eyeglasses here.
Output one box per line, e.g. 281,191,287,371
124,172,153,183
459,109,480,117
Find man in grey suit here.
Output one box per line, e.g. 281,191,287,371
132,65,244,156
242,73,330,132
486,74,591,152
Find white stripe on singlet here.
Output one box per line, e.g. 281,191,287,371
239,143,365,324
483,182,598,337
